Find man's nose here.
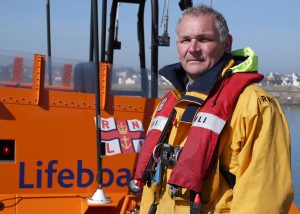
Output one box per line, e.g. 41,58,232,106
188,39,200,52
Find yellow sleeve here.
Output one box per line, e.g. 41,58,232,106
230,85,294,213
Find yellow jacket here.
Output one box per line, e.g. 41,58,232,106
139,48,294,213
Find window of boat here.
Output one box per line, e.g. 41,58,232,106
0,50,34,88
0,50,173,97
73,62,174,98
73,63,151,98
109,64,151,97
45,56,83,91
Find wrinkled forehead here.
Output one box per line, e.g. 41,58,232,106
176,14,217,34
176,14,218,37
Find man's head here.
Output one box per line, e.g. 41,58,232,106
176,5,232,83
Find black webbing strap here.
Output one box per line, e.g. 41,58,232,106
220,168,236,189
148,202,157,214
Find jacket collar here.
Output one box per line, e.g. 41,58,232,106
159,53,232,94
158,62,188,92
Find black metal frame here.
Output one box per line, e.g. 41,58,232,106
95,0,161,186
101,0,159,98
45,0,164,189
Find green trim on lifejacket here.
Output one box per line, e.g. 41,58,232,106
230,47,258,73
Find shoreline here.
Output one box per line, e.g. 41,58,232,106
261,85,300,105
158,85,300,105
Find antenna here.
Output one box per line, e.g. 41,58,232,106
88,0,111,205
211,0,215,8
158,0,170,46
46,0,51,58
114,3,121,49
46,0,52,85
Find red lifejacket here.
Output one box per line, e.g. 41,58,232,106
135,72,263,193
134,90,179,181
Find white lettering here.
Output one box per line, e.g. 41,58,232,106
102,139,121,156
127,119,144,132
192,112,226,134
149,116,168,131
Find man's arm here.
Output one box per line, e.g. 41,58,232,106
230,87,294,213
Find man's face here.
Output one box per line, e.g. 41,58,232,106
177,14,228,83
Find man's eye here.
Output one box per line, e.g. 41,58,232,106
199,38,213,43
180,39,190,43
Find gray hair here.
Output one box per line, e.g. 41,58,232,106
176,4,229,42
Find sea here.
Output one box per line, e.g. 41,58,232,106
283,105,300,208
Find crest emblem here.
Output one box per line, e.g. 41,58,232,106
99,118,145,156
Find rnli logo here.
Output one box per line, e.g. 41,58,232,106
99,118,145,156
259,95,278,109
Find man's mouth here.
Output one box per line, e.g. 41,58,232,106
186,56,205,62
187,59,204,63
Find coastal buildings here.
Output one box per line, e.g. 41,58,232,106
261,73,300,105
107,66,300,104
262,72,300,87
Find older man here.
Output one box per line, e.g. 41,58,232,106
134,4,293,213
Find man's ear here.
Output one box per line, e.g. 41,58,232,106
225,34,233,53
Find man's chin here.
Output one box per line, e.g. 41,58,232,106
186,71,207,81
185,65,207,77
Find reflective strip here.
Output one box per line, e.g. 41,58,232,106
132,139,144,152
149,116,168,131
192,112,226,134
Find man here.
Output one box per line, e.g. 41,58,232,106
134,4,294,213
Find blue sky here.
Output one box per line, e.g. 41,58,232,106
0,0,299,74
